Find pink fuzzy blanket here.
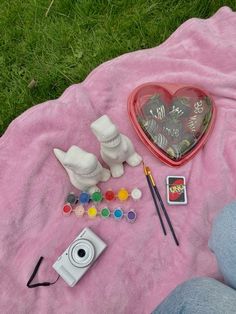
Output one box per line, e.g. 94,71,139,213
1,6,236,314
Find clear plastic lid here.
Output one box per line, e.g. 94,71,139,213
128,83,216,166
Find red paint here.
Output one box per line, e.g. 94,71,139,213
63,204,72,214
105,190,115,201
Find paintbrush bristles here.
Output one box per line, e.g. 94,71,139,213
146,167,156,187
142,161,148,175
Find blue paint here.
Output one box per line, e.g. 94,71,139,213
113,208,123,220
79,192,90,204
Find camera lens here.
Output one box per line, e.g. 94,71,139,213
69,239,95,268
77,249,86,258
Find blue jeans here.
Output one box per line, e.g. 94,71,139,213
152,201,236,314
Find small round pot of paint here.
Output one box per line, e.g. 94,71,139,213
91,191,103,203
130,188,142,201
74,205,85,217
66,193,77,205
87,206,98,218
79,192,90,204
63,203,73,216
117,188,129,201
104,190,115,201
126,210,137,223
100,207,111,219
113,208,124,220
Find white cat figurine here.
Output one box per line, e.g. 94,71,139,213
53,145,110,193
90,115,142,177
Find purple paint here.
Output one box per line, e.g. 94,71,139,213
127,210,136,223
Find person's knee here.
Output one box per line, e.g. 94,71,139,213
173,277,219,301
152,278,217,314
177,277,216,294
152,277,236,314
209,201,236,289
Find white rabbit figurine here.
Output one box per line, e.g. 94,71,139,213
90,115,142,177
53,145,110,193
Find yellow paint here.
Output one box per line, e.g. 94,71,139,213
87,206,97,218
117,188,129,201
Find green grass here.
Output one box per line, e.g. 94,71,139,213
0,0,235,135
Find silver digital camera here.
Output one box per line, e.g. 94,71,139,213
53,227,107,287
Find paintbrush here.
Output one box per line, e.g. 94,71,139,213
142,162,167,236
146,166,179,246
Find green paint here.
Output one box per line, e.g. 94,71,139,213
101,207,110,218
91,191,103,202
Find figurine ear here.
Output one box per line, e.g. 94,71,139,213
53,148,66,165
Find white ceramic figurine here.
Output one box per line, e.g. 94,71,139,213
90,115,142,177
53,145,110,193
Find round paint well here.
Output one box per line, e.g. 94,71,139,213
105,190,115,201
126,210,137,223
74,205,85,217
113,208,124,220
131,188,142,201
87,206,97,218
63,204,72,216
66,193,77,204
91,191,103,203
117,188,129,201
100,207,110,218
79,192,90,204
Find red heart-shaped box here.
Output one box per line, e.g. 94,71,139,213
127,83,216,167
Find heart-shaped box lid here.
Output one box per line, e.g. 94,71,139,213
127,83,216,167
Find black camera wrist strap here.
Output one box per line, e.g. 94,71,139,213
27,256,60,288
